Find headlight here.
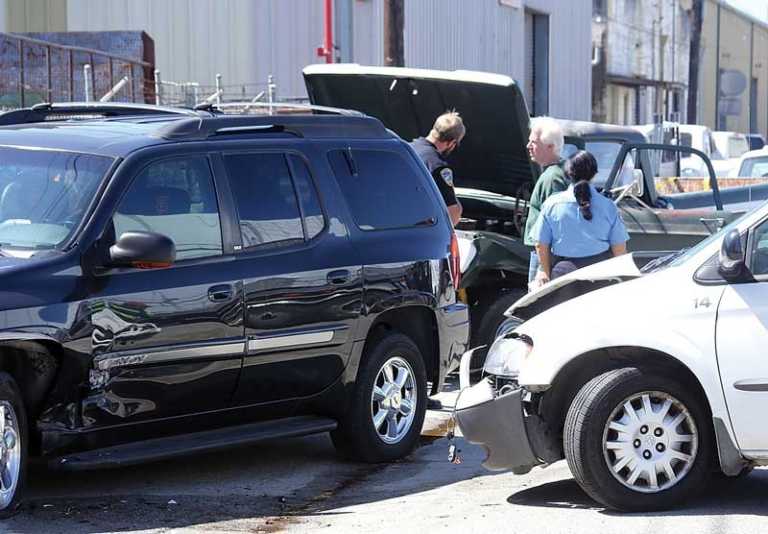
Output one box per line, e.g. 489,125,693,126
483,332,532,378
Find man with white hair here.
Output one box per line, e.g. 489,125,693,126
524,117,568,285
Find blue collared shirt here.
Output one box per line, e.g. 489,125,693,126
533,184,629,258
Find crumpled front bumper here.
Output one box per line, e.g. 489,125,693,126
454,381,542,474
453,350,557,474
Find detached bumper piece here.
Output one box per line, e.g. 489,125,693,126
454,382,542,474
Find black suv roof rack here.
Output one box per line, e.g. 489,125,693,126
0,102,198,126
193,101,365,117
156,113,391,141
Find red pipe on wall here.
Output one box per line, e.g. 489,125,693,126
316,0,334,63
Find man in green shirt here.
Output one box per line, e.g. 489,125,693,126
523,117,569,286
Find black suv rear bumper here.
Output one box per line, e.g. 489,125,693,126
436,302,470,392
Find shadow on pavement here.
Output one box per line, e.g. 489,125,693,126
506,467,768,516
2,429,492,533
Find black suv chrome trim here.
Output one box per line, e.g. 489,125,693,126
94,341,246,371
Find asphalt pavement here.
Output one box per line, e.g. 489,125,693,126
3,378,768,533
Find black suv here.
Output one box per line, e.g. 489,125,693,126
0,102,469,513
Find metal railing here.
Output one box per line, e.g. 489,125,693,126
0,32,308,111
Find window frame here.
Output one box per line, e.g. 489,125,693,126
746,215,768,281
327,146,438,232
220,149,328,252
106,152,229,268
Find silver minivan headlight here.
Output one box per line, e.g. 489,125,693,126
483,332,533,378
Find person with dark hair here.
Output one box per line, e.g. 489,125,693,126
531,150,629,287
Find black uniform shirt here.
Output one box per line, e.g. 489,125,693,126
410,137,459,207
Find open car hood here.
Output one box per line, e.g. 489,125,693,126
303,64,538,197
507,254,643,320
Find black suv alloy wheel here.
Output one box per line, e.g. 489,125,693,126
331,332,427,463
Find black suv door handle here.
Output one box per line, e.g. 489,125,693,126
327,269,351,285
208,284,234,302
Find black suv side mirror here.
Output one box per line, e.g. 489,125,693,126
718,229,750,282
109,231,176,269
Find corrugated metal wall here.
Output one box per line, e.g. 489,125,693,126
65,0,325,99
527,0,592,119
1,0,67,33
402,0,591,120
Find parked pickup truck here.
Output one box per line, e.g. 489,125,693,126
303,64,768,360
455,198,768,511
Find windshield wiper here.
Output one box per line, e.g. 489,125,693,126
641,248,688,273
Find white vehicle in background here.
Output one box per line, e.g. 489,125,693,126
711,131,750,177
637,123,724,178
455,200,768,511
732,147,768,178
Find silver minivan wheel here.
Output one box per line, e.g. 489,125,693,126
602,391,698,494
370,356,417,444
0,401,21,510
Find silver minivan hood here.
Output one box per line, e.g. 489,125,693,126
507,254,643,320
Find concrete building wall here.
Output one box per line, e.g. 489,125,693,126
718,7,751,133
694,0,768,136
754,25,768,137
699,0,719,129
600,0,691,126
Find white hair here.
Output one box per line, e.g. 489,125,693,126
529,116,564,156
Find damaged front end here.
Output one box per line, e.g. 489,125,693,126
451,254,647,474
508,253,644,321
453,346,560,474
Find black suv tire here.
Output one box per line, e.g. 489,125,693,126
564,367,712,512
331,332,427,463
0,372,27,518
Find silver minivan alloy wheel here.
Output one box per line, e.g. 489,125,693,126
602,391,698,494
0,402,20,510
370,356,417,444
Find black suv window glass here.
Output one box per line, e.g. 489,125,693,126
114,156,223,261
0,148,111,250
328,149,435,230
289,155,325,239
224,153,303,247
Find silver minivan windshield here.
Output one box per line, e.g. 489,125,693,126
0,147,113,250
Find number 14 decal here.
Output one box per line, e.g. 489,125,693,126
694,297,712,309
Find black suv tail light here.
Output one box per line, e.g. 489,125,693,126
449,232,461,290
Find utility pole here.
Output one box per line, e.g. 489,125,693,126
687,0,704,124
383,0,404,67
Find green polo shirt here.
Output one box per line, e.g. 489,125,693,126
523,160,568,246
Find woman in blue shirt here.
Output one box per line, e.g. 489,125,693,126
532,150,629,287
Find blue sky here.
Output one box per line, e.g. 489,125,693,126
725,0,768,22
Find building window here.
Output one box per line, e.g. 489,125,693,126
593,0,608,16
524,9,550,116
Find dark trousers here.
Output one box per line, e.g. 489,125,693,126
551,249,613,280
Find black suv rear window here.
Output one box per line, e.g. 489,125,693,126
328,148,436,231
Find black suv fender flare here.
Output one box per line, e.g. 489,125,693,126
0,334,67,420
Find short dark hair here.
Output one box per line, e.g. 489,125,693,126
565,150,598,221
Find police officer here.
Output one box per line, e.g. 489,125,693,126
411,111,465,227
